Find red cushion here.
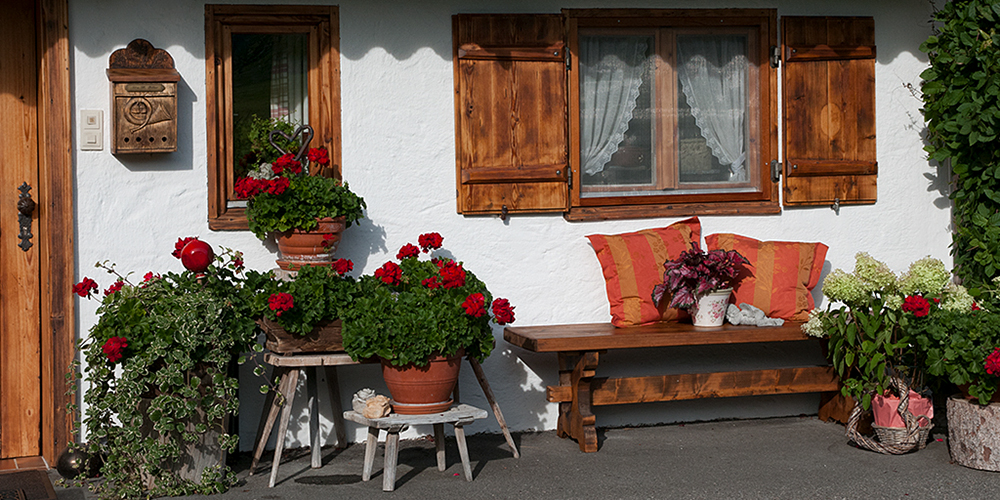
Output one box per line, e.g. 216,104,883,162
587,218,700,327
705,233,828,321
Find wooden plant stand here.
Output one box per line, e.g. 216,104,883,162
344,405,488,491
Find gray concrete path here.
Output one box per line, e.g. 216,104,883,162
53,416,1000,499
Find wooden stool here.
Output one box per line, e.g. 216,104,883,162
344,404,488,491
249,352,363,487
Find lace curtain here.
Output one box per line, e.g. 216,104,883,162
579,36,648,176
270,34,308,126
676,35,749,182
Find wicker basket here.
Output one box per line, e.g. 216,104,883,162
846,375,934,455
872,417,933,451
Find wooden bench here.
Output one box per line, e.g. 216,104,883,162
503,321,839,452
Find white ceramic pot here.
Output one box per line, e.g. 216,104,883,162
689,288,732,327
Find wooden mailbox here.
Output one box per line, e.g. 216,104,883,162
107,39,180,154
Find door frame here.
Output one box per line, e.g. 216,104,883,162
35,0,74,463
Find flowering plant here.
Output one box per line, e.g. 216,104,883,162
252,259,358,336
802,253,973,409
66,238,270,498
652,244,750,309
341,233,515,367
907,276,1000,405
236,123,365,240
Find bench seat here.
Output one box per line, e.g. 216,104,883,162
503,321,838,452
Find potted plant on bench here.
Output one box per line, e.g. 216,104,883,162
803,254,968,453
65,238,268,498
652,243,750,326
341,232,515,414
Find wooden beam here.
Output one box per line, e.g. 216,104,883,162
547,366,839,404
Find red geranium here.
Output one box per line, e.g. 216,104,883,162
418,233,443,252
272,154,302,175
73,277,99,298
491,298,516,325
987,348,1000,377
307,147,330,166
438,260,466,289
422,276,441,289
104,280,124,297
462,293,486,317
102,336,128,363
902,295,931,317
374,262,402,285
266,177,290,195
333,258,353,275
322,233,337,248
234,177,262,198
172,237,198,259
397,243,420,260
268,292,294,317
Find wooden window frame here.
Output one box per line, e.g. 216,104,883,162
566,9,779,221
205,5,342,230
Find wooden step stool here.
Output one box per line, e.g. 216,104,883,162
344,404,488,491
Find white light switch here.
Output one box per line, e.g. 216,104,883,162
80,109,103,151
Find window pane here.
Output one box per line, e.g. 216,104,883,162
579,35,655,192
676,34,749,186
231,33,308,178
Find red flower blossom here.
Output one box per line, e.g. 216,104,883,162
272,154,302,175
374,262,402,285
103,336,128,363
973,302,981,311
268,292,294,317
234,177,263,199
104,280,124,296
902,295,931,317
987,348,1000,376
322,233,337,248
491,298,515,325
265,177,290,195
73,277,99,298
333,258,353,274
439,261,466,289
397,243,420,260
172,237,198,259
418,233,443,252
462,293,486,317
307,147,330,166
422,276,441,289
143,272,156,282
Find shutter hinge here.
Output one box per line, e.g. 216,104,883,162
567,167,573,188
770,160,782,182
770,46,780,68
565,50,571,71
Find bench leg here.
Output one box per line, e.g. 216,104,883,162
467,357,519,458
434,423,446,471
269,368,300,487
383,430,400,492
250,365,286,475
307,366,322,468
362,426,378,482
454,424,473,481
558,351,599,453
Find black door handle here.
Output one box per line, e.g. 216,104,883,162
17,182,34,251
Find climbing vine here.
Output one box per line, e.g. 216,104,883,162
921,0,1000,301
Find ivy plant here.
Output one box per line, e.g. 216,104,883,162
921,0,1000,302
64,244,269,499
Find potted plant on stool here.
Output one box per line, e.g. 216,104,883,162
652,243,750,327
65,238,269,498
341,232,515,414
235,118,366,270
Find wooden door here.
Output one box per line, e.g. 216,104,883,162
0,0,74,464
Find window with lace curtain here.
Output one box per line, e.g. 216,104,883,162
206,5,341,230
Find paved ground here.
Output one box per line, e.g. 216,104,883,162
52,416,1000,500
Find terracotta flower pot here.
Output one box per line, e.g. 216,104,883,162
274,216,345,270
381,350,463,415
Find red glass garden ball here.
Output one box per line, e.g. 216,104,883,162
181,239,214,273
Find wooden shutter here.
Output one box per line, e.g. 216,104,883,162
781,17,876,206
453,14,569,215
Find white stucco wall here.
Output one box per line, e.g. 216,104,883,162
69,0,945,451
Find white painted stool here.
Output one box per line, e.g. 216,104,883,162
343,404,488,491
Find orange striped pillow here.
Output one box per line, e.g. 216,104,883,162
705,233,828,322
587,218,700,327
